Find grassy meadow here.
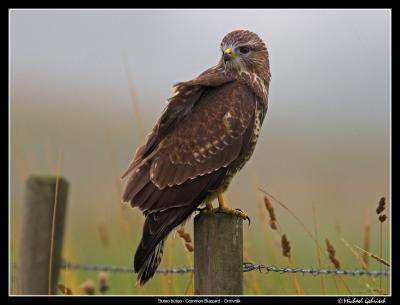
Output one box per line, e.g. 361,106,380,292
9,103,390,295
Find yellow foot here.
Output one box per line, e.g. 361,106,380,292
199,190,251,225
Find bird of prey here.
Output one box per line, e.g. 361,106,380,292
121,30,271,285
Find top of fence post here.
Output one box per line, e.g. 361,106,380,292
194,212,243,295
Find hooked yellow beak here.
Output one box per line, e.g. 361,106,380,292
224,48,233,55
223,48,235,63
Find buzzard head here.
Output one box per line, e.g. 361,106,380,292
219,30,270,82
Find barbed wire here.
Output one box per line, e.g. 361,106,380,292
62,261,193,274
242,262,390,277
61,261,390,277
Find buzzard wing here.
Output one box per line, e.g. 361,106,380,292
122,79,257,212
120,66,235,179
151,80,256,188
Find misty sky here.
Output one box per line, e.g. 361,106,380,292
10,9,390,126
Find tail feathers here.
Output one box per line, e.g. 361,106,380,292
133,206,196,285
134,240,165,285
131,167,229,285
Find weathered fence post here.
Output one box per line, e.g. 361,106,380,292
194,213,243,295
18,175,69,295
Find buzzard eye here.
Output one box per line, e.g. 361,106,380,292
238,46,250,54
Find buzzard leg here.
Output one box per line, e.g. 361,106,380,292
211,190,251,225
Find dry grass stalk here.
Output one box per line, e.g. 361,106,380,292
98,272,109,293
354,245,390,267
122,50,145,139
264,196,278,230
292,271,304,295
326,239,341,269
341,238,379,289
330,276,340,295
341,238,368,270
57,283,73,295
256,194,268,224
363,223,371,268
376,196,387,289
62,240,83,295
80,280,96,295
251,177,281,287
378,214,387,223
333,216,349,294
259,188,319,249
365,282,386,295
312,204,326,295
185,242,194,252
184,272,194,295
341,238,378,290
243,239,263,294
281,234,291,258
97,222,111,248
376,197,386,214
177,227,192,243
104,127,136,246
165,238,175,294
369,288,386,295
258,188,352,294
176,222,194,294
177,226,194,252
280,234,304,294
242,249,253,294
48,150,62,295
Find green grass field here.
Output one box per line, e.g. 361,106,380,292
10,176,390,295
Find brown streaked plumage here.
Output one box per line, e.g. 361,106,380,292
121,30,271,285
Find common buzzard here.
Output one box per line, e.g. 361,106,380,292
121,30,271,285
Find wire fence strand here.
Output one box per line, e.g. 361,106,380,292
61,261,390,277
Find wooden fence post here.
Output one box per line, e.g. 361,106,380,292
18,175,69,295
194,213,243,295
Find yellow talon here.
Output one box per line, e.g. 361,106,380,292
209,190,251,225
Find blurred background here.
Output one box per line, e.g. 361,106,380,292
10,9,390,295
